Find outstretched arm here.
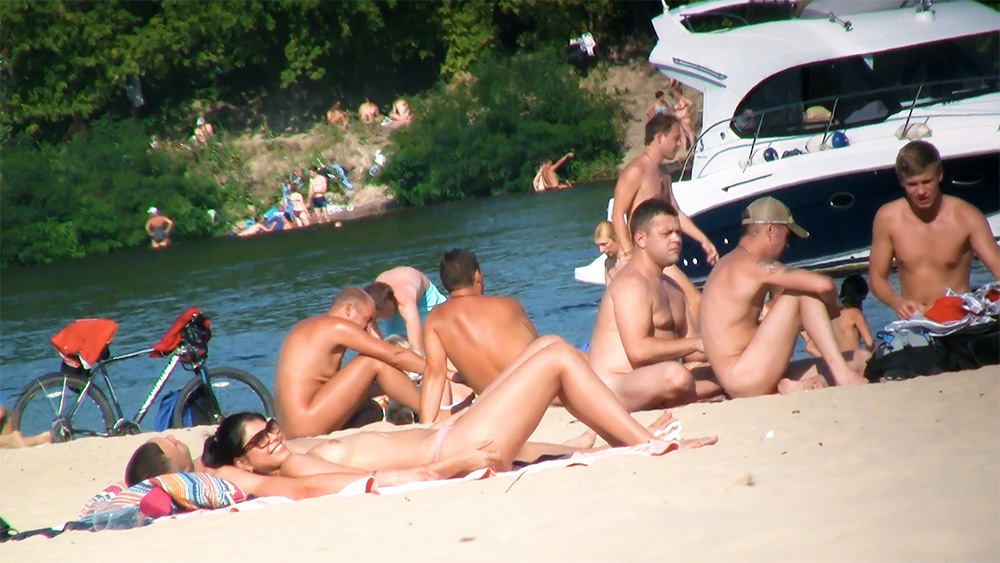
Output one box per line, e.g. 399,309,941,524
666,180,717,264
611,166,641,256
395,292,424,351
550,152,574,172
215,466,366,500
419,319,449,424
338,322,425,374
967,207,1000,279
759,259,839,317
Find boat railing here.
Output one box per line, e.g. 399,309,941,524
679,74,1000,180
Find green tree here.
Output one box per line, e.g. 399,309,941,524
382,51,622,206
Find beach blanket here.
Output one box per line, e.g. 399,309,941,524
5,439,680,541
1,473,247,541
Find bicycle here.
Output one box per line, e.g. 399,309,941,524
11,307,274,442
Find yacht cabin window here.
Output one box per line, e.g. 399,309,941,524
732,32,999,138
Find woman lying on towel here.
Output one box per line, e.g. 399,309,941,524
203,337,718,480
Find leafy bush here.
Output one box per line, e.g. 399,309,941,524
382,51,623,206
0,119,233,266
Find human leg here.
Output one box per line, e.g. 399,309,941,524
286,356,420,437
721,293,813,397
602,361,697,411
437,339,667,469
797,295,866,386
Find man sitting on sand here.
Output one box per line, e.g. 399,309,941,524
700,197,868,398
589,199,720,411
273,287,424,438
612,114,718,331
365,266,449,352
419,248,541,423
532,152,574,192
870,140,1000,319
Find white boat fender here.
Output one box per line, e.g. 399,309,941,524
895,122,932,140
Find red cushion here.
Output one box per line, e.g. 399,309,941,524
151,307,201,358
50,319,119,367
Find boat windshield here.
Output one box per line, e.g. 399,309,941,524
680,1,798,32
732,32,999,138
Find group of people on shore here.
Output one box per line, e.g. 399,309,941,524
122,105,997,504
328,98,412,130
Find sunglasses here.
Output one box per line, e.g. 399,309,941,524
241,418,280,455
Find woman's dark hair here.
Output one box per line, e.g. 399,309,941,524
839,274,869,310
201,412,265,468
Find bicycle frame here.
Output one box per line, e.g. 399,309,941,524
67,341,219,434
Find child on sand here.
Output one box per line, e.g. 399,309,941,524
803,274,875,356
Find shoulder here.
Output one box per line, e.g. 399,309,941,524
874,198,906,220
944,195,987,220
607,268,647,297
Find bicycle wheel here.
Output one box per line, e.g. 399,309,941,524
171,367,274,428
11,372,115,442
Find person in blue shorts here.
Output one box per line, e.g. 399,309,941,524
366,266,448,352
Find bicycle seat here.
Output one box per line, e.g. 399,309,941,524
50,319,119,369
151,306,204,358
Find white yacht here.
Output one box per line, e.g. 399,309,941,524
576,0,999,285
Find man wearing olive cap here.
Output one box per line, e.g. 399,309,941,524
700,196,868,397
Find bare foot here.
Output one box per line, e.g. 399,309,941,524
679,435,718,449
562,429,597,449
831,366,867,386
23,430,52,447
0,431,27,449
646,410,677,435
777,376,828,394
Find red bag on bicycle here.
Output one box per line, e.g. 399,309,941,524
50,319,119,369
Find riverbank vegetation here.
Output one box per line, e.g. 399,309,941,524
1,0,673,266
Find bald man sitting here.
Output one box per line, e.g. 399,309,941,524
274,287,425,438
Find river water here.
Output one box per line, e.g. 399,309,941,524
0,183,991,431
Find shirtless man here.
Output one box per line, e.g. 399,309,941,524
144,207,174,249
273,287,424,438
589,199,720,411
418,248,539,423
701,196,868,398
365,266,449,352
326,102,348,131
308,167,329,223
870,140,1000,319
533,152,574,192
612,114,718,331
359,99,380,125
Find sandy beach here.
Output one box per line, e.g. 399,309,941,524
2,367,997,561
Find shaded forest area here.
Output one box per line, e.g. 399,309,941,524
1,0,678,266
